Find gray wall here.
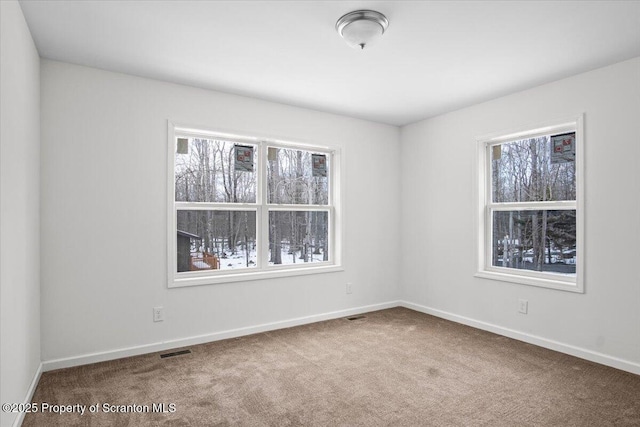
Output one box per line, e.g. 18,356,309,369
0,1,41,426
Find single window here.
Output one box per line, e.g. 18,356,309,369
168,124,341,287
476,117,584,292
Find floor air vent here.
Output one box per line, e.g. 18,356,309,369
346,315,366,321
160,349,192,359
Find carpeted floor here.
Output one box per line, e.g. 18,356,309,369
23,307,640,426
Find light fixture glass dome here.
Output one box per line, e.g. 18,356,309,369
336,10,389,50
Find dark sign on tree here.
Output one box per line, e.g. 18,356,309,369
550,132,575,164
312,154,327,177
234,145,254,172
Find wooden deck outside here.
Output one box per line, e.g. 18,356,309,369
189,252,220,270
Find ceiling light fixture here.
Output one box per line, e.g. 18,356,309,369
336,10,389,50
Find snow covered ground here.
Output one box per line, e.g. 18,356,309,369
195,246,326,270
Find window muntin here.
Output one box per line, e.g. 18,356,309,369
169,124,340,287
477,118,583,292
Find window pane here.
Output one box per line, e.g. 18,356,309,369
268,211,328,265
176,210,257,272
492,136,576,203
175,138,257,203
267,147,329,205
492,210,576,274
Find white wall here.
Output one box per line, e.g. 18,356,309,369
0,1,41,426
400,58,640,370
40,60,400,363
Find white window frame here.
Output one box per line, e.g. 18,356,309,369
475,115,584,293
167,122,343,288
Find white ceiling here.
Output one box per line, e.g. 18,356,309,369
19,0,640,126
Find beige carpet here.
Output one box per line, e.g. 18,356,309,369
23,307,640,426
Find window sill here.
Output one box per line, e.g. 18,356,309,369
475,269,583,293
170,264,344,288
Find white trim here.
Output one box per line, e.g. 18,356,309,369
399,301,640,376
574,114,585,292
488,201,576,211
258,143,269,269
40,301,640,376
477,117,578,145
167,121,177,293
474,270,580,293
265,205,332,211
176,203,258,211
175,128,259,145
167,121,343,288
41,301,400,372
12,362,43,427
173,122,335,152
172,264,344,287
476,115,584,292
329,144,343,269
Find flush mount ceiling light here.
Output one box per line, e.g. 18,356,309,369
336,10,389,50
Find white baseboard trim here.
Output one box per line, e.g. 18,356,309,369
399,300,640,376
41,299,640,376
42,301,400,372
13,362,43,427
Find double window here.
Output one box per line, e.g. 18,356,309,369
476,117,584,292
168,123,341,287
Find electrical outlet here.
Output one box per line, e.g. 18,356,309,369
153,306,164,322
518,299,528,314
346,282,353,294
